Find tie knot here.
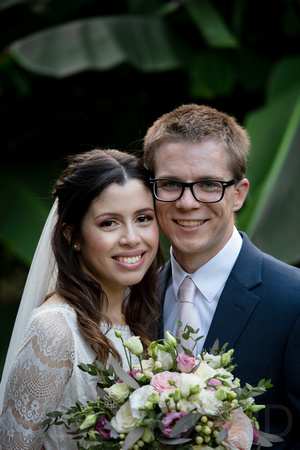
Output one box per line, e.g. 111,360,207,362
179,277,196,305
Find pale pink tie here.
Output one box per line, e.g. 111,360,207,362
176,277,198,354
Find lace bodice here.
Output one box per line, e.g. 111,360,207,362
0,303,138,449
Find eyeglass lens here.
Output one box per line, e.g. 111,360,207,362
154,180,225,202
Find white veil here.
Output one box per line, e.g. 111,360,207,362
0,200,58,413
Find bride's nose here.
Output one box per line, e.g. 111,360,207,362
119,225,141,246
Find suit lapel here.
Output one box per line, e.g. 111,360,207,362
158,261,171,305
204,277,260,350
205,232,263,350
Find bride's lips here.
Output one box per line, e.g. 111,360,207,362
112,251,146,269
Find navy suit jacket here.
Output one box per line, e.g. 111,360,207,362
158,232,300,449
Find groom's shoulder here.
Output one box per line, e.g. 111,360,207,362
158,260,171,278
157,260,172,293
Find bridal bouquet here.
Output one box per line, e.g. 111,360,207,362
41,325,282,449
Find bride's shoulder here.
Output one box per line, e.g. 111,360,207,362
33,294,76,319
43,293,68,307
17,295,77,350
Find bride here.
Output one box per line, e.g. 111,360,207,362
0,148,162,449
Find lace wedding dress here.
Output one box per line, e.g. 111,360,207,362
0,302,138,449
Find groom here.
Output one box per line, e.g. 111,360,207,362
143,103,300,449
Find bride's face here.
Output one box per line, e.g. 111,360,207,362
76,179,159,296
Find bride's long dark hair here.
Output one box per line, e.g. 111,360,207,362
51,149,163,366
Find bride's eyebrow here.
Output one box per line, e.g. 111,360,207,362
135,207,155,214
95,212,121,220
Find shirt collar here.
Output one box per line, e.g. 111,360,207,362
171,227,242,303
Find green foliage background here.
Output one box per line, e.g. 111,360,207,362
0,0,300,375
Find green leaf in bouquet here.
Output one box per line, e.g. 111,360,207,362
242,382,267,398
78,363,98,376
181,332,190,340
216,427,228,442
110,356,140,390
147,417,163,431
64,428,82,436
169,412,201,437
249,389,267,398
94,359,115,378
75,401,84,410
122,426,145,450
210,338,220,355
258,378,273,389
46,411,63,418
257,434,275,447
194,334,204,343
258,430,284,444
109,428,120,440
96,385,109,400
39,417,53,430
186,325,196,334
191,361,201,373
158,436,192,445
76,444,87,450
94,360,105,371
216,377,232,388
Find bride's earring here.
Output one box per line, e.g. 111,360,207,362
73,243,78,250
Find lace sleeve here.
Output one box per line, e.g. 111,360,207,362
0,309,75,450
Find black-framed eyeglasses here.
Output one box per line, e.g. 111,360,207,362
150,178,236,203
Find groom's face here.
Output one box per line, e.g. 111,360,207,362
153,140,247,272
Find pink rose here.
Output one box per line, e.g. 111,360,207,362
161,411,187,437
252,422,260,443
222,409,253,450
150,371,181,393
96,416,111,439
207,377,223,391
176,353,196,373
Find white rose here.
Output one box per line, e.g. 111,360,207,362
190,389,223,416
177,398,195,414
123,336,143,357
156,349,173,370
158,390,176,413
129,385,155,419
104,382,131,404
179,373,205,399
111,400,137,433
201,353,222,369
193,361,217,382
133,357,155,372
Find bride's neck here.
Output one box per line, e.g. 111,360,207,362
103,288,127,326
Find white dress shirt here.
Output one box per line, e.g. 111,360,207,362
163,227,242,356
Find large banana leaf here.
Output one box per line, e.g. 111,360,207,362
237,57,300,264
185,0,239,48
7,0,239,79
9,16,188,77
0,0,25,9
